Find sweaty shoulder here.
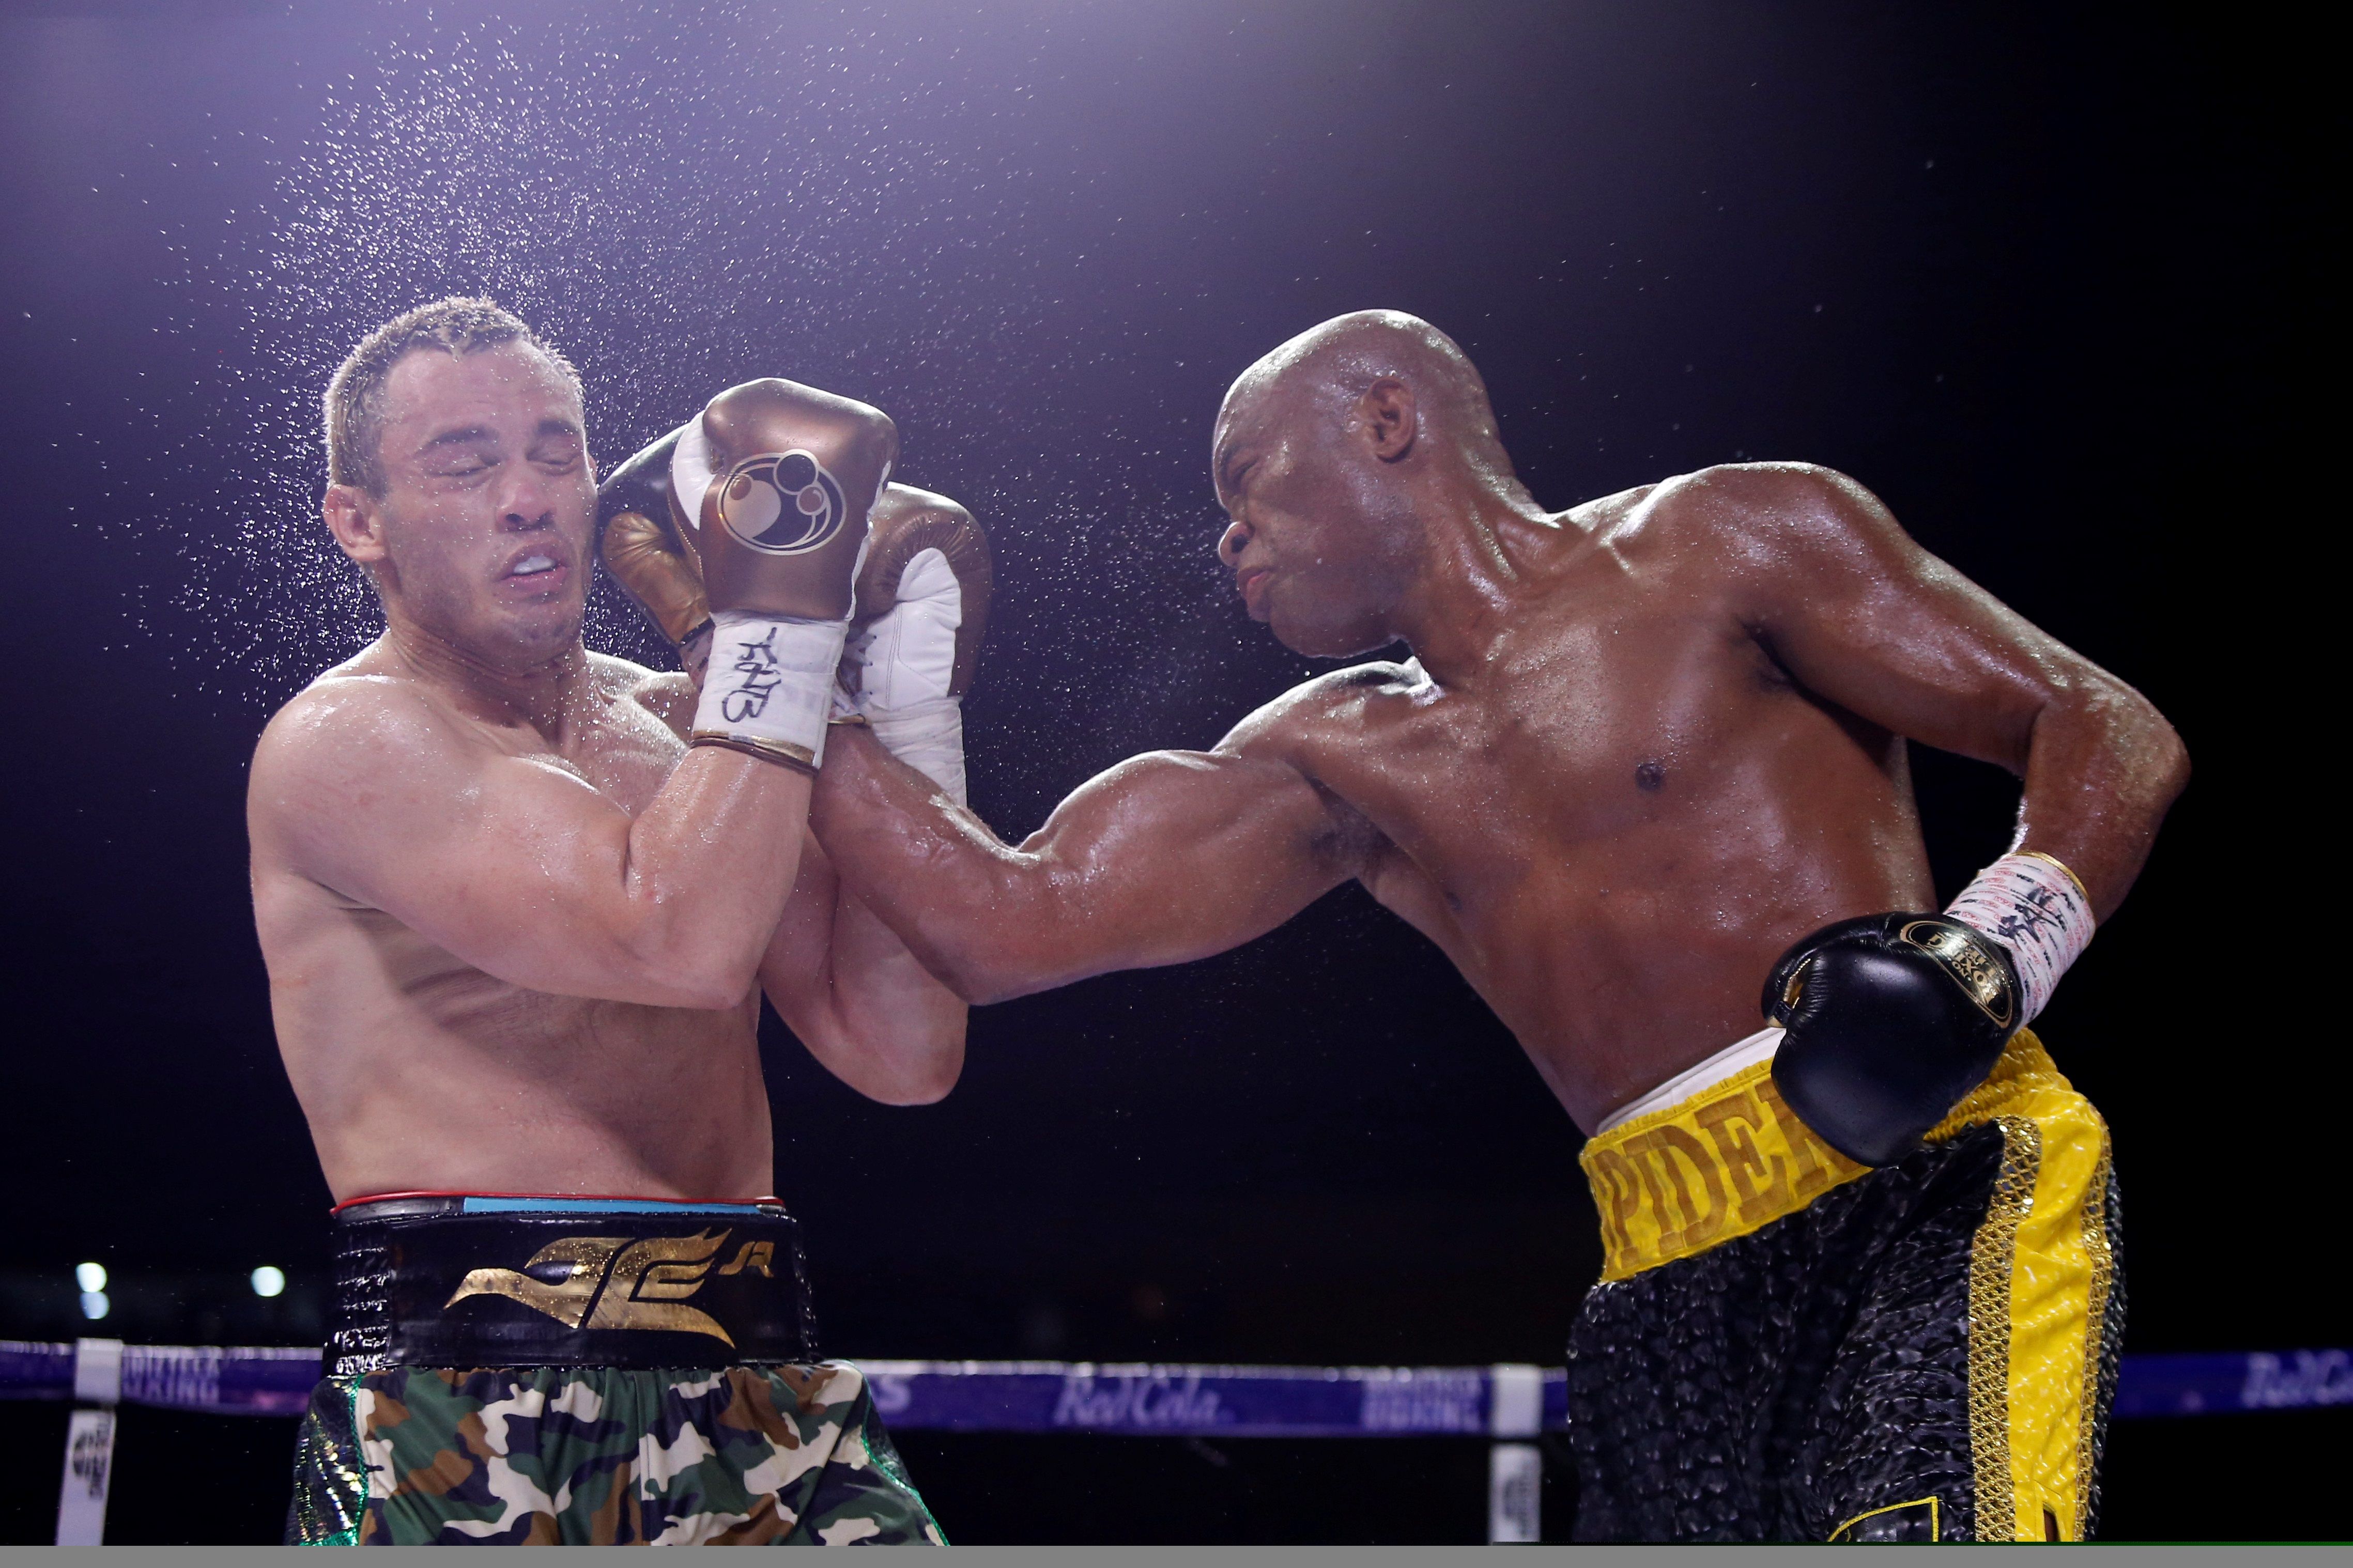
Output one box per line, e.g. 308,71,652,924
588,649,694,734
1214,660,1420,761
250,670,474,833
1628,462,1894,555
1605,461,1917,603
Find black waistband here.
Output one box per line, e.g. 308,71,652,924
328,1196,820,1376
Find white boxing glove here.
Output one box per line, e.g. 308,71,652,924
842,487,992,803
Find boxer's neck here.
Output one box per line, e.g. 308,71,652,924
381,613,591,739
1386,478,1575,685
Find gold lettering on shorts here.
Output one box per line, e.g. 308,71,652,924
445,1236,629,1329
1696,1089,1791,1224
717,1239,776,1277
1585,1146,1643,1262
444,1228,742,1344
583,1230,736,1343
1652,1125,1732,1250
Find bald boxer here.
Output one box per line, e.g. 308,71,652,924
811,312,2187,1542
249,297,971,1544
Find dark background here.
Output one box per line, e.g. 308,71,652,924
0,0,2329,1544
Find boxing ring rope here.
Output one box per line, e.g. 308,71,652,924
10,1341,2348,1544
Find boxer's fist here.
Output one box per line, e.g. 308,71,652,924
686,379,897,622
841,486,992,801
1765,913,2019,1167
597,424,712,671
598,380,898,773
850,486,993,705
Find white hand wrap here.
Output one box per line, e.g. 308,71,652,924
848,546,968,803
694,610,848,772
1944,851,2095,1024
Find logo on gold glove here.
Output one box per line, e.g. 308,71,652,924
714,450,845,555
445,1229,776,1345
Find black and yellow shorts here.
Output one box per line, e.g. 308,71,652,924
1568,1031,2123,1543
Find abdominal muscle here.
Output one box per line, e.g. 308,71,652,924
265,898,775,1204
1357,771,1935,1136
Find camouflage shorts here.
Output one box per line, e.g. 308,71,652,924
285,1361,943,1544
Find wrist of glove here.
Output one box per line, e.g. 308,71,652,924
692,611,848,774
861,694,967,803
1764,853,2093,1167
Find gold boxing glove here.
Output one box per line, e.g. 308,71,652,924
597,430,713,678
597,380,897,772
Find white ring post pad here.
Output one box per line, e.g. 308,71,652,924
692,611,848,772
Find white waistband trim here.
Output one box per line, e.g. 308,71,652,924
1595,1024,1786,1136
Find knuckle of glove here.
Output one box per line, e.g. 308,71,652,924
1760,913,1899,1024
597,425,685,532
855,495,994,698
1767,911,2013,1167
689,381,899,625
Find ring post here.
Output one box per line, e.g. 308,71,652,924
1487,1363,1544,1543
57,1337,123,1545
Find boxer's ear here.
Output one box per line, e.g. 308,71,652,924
1355,378,1418,463
322,482,390,565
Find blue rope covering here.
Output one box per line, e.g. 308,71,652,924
3,1340,2345,1426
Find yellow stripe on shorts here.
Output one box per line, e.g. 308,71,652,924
1578,1030,2117,1543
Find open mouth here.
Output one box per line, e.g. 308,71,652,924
496,550,573,598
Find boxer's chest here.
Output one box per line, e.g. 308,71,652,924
1317,599,1792,900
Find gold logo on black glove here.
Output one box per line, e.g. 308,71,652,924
1899,920,2017,1030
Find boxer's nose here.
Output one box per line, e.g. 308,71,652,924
498,467,560,532
1217,517,1251,567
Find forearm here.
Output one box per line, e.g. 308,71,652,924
822,889,969,1102
600,746,813,1005
810,727,1084,1002
2009,673,2189,921
756,839,965,1103
813,724,1351,1004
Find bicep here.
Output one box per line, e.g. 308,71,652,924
262,707,640,986
1013,746,1352,974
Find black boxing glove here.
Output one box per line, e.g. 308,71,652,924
1764,913,2020,1167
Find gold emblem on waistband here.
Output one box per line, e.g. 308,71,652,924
446,1228,742,1345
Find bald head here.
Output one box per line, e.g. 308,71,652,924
1209,312,1532,659
1214,310,1512,484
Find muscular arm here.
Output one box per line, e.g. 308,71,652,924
757,837,968,1104
810,709,1358,1005
637,671,972,1103
1706,463,2189,918
250,676,808,1009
